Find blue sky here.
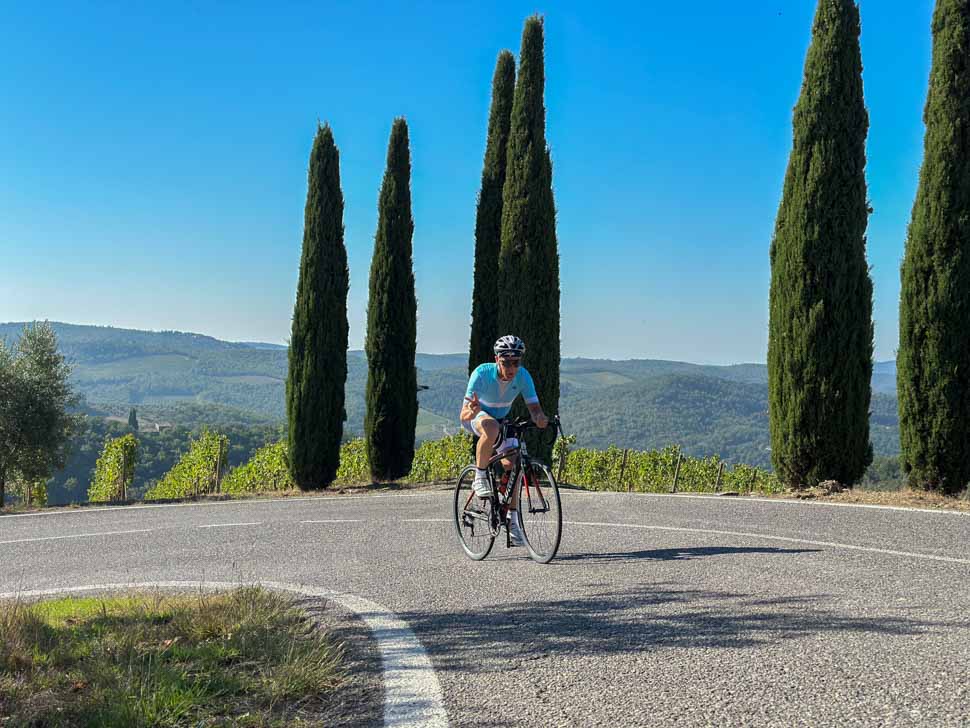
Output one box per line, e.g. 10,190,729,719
0,1,934,364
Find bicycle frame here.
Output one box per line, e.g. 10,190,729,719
461,417,557,546
458,451,522,543
455,414,565,561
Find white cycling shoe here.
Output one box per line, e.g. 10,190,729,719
473,476,493,498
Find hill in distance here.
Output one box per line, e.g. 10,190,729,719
0,322,900,463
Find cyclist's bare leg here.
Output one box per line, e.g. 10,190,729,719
476,416,500,469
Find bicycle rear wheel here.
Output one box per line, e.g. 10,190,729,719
515,461,562,564
453,466,496,560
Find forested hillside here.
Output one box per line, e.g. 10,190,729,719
1,323,902,477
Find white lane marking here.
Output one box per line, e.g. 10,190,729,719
403,519,451,523
0,580,449,728
197,522,261,529
413,517,970,565
0,491,444,519
0,528,153,545
563,490,970,517
301,519,364,524
566,521,970,566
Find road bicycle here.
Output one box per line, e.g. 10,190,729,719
453,415,564,564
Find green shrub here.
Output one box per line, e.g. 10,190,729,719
334,438,369,485
222,441,294,494
146,429,228,500
88,434,139,502
9,479,48,507
333,433,472,486
561,444,781,494
215,431,784,497
403,434,473,483
722,463,782,493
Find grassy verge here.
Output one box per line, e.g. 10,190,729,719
0,587,344,727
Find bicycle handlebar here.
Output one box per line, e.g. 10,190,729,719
500,414,564,444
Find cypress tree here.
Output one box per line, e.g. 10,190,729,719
127,407,138,431
286,123,349,489
499,16,561,463
898,1,970,495
365,118,417,481
767,0,873,488
469,50,516,374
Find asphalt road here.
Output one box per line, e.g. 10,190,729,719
2,490,969,726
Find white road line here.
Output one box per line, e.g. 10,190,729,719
419,517,970,565
0,492,443,519
0,581,449,728
566,521,970,566
197,522,261,529
0,528,153,545
403,518,451,523
301,519,364,524
579,490,970,516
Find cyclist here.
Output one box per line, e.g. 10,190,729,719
460,334,549,545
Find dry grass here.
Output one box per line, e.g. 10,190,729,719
763,486,970,512
0,586,344,727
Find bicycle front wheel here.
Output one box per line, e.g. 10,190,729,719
453,466,495,561
515,461,562,564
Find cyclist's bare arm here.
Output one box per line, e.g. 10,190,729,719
527,401,548,428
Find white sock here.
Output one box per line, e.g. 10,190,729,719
475,467,488,479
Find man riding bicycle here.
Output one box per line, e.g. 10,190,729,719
460,335,548,545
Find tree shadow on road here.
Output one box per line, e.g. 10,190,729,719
557,545,820,562
399,584,958,673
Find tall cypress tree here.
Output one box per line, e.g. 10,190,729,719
286,123,349,490
469,50,516,374
498,15,561,464
365,118,417,481
767,0,873,488
898,1,970,495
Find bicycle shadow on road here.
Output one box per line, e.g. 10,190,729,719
556,545,820,563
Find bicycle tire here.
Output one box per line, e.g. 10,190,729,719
515,461,562,564
453,466,495,560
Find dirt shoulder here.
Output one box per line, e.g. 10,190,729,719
758,486,970,512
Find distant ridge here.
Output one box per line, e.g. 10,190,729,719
0,322,900,464
237,342,288,350
0,322,283,352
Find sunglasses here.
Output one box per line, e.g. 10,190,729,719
499,357,522,367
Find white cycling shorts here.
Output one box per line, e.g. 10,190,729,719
461,413,518,454
461,410,491,437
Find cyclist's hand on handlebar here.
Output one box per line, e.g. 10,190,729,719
533,412,549,429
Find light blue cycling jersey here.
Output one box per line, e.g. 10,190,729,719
463,363,539,426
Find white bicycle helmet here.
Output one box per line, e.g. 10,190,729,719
493,335,526,358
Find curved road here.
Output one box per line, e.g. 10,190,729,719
2,490,970,726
